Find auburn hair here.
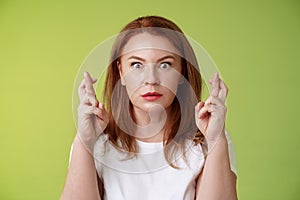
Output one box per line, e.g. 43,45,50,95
103,16,204,167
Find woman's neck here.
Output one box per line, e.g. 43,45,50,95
133,105,168,143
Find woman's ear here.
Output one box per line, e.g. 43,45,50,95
178,62,185,85
117,61,126,86
178,75,184,84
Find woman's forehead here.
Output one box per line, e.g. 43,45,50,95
120,48,180,62
121,32,180,56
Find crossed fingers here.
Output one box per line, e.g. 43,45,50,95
195,72,229,119
78,71,99,107
208,72,228,103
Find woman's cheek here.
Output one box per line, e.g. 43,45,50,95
160,73,182,94
123,73,145,97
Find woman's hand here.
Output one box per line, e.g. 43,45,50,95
195,72,229,146
77,71,108,148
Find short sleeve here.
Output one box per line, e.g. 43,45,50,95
224,130,238,176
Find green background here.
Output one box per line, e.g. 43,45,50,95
0,0,299,199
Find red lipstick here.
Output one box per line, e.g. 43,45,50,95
141,92,162,101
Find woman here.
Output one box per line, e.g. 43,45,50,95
61,16,237,200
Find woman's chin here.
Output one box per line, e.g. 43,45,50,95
139,103,167,113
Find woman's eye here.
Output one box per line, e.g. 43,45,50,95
131,62,143,69
159,62,171,69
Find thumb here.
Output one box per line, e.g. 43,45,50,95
98,102,109,123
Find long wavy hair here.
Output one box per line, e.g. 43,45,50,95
103,16,204,167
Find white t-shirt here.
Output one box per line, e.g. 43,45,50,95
69,131,237,200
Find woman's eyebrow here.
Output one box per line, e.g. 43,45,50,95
157,55,176,62
127,56,146,62
127,55,176,62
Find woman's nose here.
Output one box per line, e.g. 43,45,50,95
143,64,160,85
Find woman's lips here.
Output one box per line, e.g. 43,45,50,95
141,92,162,101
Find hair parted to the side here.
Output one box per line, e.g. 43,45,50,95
103,16,204,167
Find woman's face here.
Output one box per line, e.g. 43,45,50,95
118,33,183,113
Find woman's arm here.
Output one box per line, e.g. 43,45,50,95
60,134,101,200
60,72,107,199
196,132,237,200
195,72,237,199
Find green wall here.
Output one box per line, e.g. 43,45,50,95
0,0,299,199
